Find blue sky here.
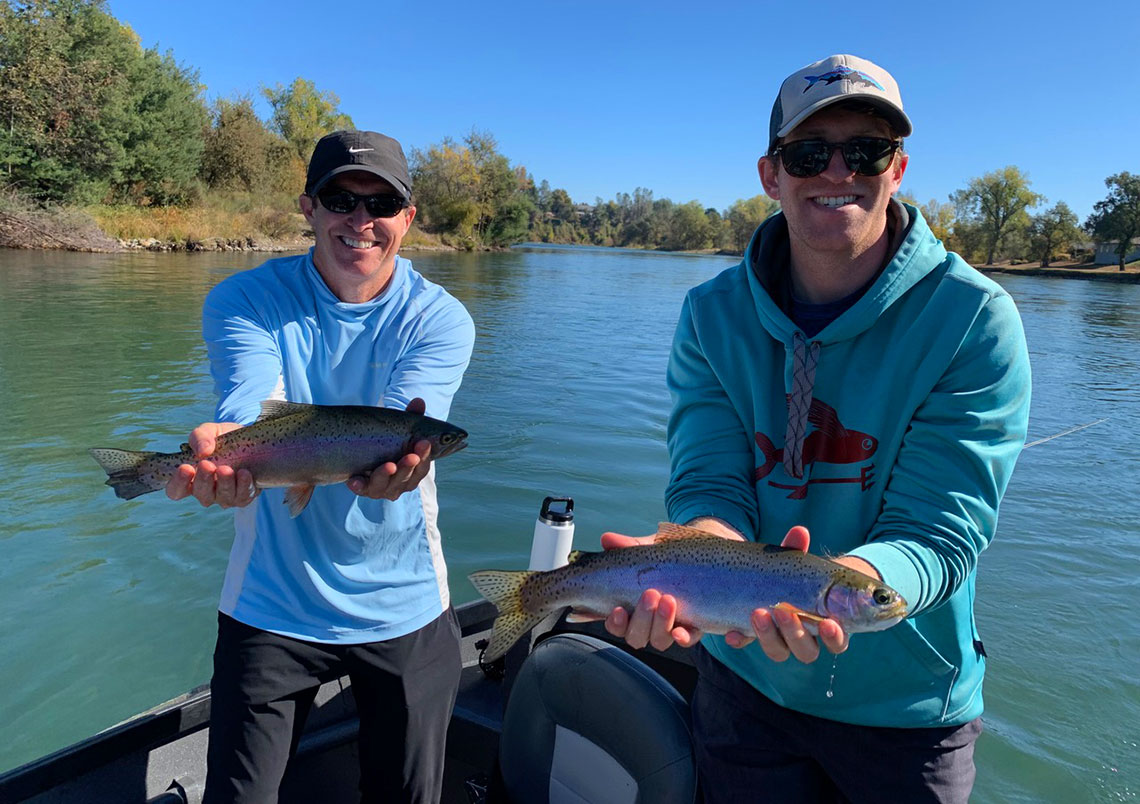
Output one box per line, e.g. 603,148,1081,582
107,0,1137,222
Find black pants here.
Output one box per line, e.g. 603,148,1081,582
203,610,462,804
692,646,981,804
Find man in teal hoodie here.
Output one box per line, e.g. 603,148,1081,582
604,55,1031,802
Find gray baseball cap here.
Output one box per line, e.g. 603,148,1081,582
768,54,912,153
305,130,412,200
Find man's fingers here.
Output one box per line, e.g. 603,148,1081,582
604,606,630,638
191,461,217,507
166,464,196,500
725,629,755,649
649,594,679,652
751,608,792,662
772,607,820,664
623,589,661,650
189,427,216,460
213,464,238,507
818,619,850,654
600,532,655,550
672,625,703,648
781,525,810,553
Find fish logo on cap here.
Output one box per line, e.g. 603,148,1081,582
802,65,885,93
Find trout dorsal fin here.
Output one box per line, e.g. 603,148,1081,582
256,400,314,422
567,550,586,564
655,522,721,542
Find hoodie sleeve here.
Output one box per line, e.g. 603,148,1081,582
849,289,1031,616
665,294,759,537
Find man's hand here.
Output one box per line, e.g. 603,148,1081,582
165,422,257,509
728,525,853,663
347,398,433,501
601,530,704,652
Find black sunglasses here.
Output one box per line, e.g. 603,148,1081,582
774,137,900,178
315,188,408,218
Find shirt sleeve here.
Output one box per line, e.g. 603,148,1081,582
849,290,1031,616
381,296,475,422
664,294,759,537
202,278,284,426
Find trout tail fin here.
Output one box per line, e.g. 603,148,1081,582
89,448,166,500
468,569,545,663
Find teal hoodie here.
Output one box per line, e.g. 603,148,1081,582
665,203,1030,728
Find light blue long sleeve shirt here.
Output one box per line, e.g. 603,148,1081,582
203,250,475,643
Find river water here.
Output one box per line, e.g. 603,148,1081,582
0,245,1136,801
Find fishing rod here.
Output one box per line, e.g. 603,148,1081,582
1023,418,1108,449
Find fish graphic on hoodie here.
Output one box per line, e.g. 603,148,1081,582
754,398,878,499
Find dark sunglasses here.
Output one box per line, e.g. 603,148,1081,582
774,137,900,178
315,188,408,218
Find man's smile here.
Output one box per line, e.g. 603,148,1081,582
812,194,860,208
339,235,382,249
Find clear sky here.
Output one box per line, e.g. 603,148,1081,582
106,0,1137,222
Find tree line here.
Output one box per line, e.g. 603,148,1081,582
913,167,1140,271
1,0,1137,266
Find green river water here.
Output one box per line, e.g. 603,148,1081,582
0,245,1136,801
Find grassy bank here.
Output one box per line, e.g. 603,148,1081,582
0,190,453,252
975,259,1140,282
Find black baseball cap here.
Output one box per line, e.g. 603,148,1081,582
305,130,412,201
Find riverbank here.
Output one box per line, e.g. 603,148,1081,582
3,201,1137,275
975,259,1140,282
0,194,462,254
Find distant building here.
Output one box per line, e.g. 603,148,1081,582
1093,238,1140,265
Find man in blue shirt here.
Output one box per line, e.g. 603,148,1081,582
604,55,1030,803
166,130,476,803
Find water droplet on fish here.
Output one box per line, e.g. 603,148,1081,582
825,654,838,699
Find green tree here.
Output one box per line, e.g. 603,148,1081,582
1085,172,1140,271
1029,202,1081,267
665,201,713,251
117,46,207,204
200,96,302,194
725,195,779,253
262,77,354,163
0,0,206,204
950,166,1042,265
410,131,534,247
898,192,956,245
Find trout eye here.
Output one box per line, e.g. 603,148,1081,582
873,588,894,605
440,433,456,445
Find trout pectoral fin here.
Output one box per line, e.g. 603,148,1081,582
771,602,827,625
284,483,316,517
564,607,609,623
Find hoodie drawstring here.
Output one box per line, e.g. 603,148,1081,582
783,332,820,479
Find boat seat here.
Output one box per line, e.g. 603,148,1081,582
498,633,696,804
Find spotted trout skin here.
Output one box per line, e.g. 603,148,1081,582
90,400,468,515
468,523,907,662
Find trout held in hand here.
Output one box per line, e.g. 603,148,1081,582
469,523,907,662
90,401,468,516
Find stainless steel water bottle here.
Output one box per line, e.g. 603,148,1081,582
527,496,575,570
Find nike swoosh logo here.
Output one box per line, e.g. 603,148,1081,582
348,147,374,154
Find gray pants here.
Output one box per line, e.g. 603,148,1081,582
204,610,461,804
692,646,981,804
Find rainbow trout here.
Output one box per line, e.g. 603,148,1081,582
90,400,468,516
469,523,907,662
